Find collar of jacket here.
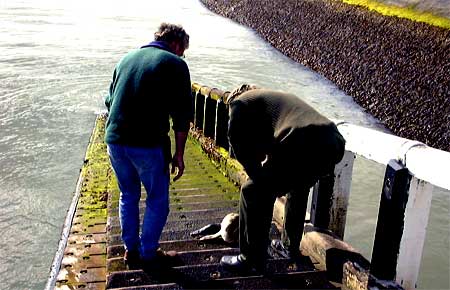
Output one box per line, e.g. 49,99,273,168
140,41,174,54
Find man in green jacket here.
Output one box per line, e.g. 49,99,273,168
220,85,345,273
105,23,193,269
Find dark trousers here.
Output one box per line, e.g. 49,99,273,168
282,189,310,254
238,127,345,266
239,177,310,267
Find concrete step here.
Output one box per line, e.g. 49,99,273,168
108,248,241,272
109,229,223,245
108,217,224,235
108,223,280,246
108,207,236,228
110,283,182,290
184,270,336,289
108,270,335,290
107,240,236,259
168,207,237,221
106,259,325,289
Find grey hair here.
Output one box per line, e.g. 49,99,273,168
226,84,258,104
154,23,190,50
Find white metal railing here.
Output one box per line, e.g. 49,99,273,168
329,121,449,290
337,121,450,189
192,84,449,290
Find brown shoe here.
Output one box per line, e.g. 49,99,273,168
142,248,179,273
156,248,178,258
124,249,141,270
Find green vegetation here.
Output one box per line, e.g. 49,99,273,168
342,0,450,29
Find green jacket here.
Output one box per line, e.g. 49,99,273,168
105,44,193,148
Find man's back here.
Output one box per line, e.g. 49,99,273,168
105,46,192,147
228,89,336,153
228,89,345,181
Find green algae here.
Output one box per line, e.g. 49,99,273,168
342,0,450,29
56,115,114,288
65,112,244,283
77,115,113,212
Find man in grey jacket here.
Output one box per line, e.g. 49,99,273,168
220,85,345,273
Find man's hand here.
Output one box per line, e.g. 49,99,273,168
172,131,188,182
171,154,185,182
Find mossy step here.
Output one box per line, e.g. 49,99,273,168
108,188,239,204
170,186,238,195
169,200,239,211
70,223,106,235
170,193,239,204
108,186,239,203
109,201,239,217
72,216,107,227
169,173,234,185
109,197,239,214
74,208,107,220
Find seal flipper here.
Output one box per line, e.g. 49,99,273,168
189,223,221,238
199,232,222,241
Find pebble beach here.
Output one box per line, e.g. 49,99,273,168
200,0,450,151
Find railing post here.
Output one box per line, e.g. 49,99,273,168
394,177,433,290
194,91,205,130
215,98,229,150
203,95,217,139
370,160,412,282
310,151,355,239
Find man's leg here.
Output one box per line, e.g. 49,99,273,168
239,178,276,270
282,187,310,257
107,144,142,253
126,146,170,260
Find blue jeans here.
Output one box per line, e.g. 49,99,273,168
107,143,170,260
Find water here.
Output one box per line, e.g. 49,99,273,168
0,0,448,289
381,0,450,18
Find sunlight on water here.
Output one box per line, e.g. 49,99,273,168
0,0,448,289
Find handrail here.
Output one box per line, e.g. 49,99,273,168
191,82,449,290
335,121,450,190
